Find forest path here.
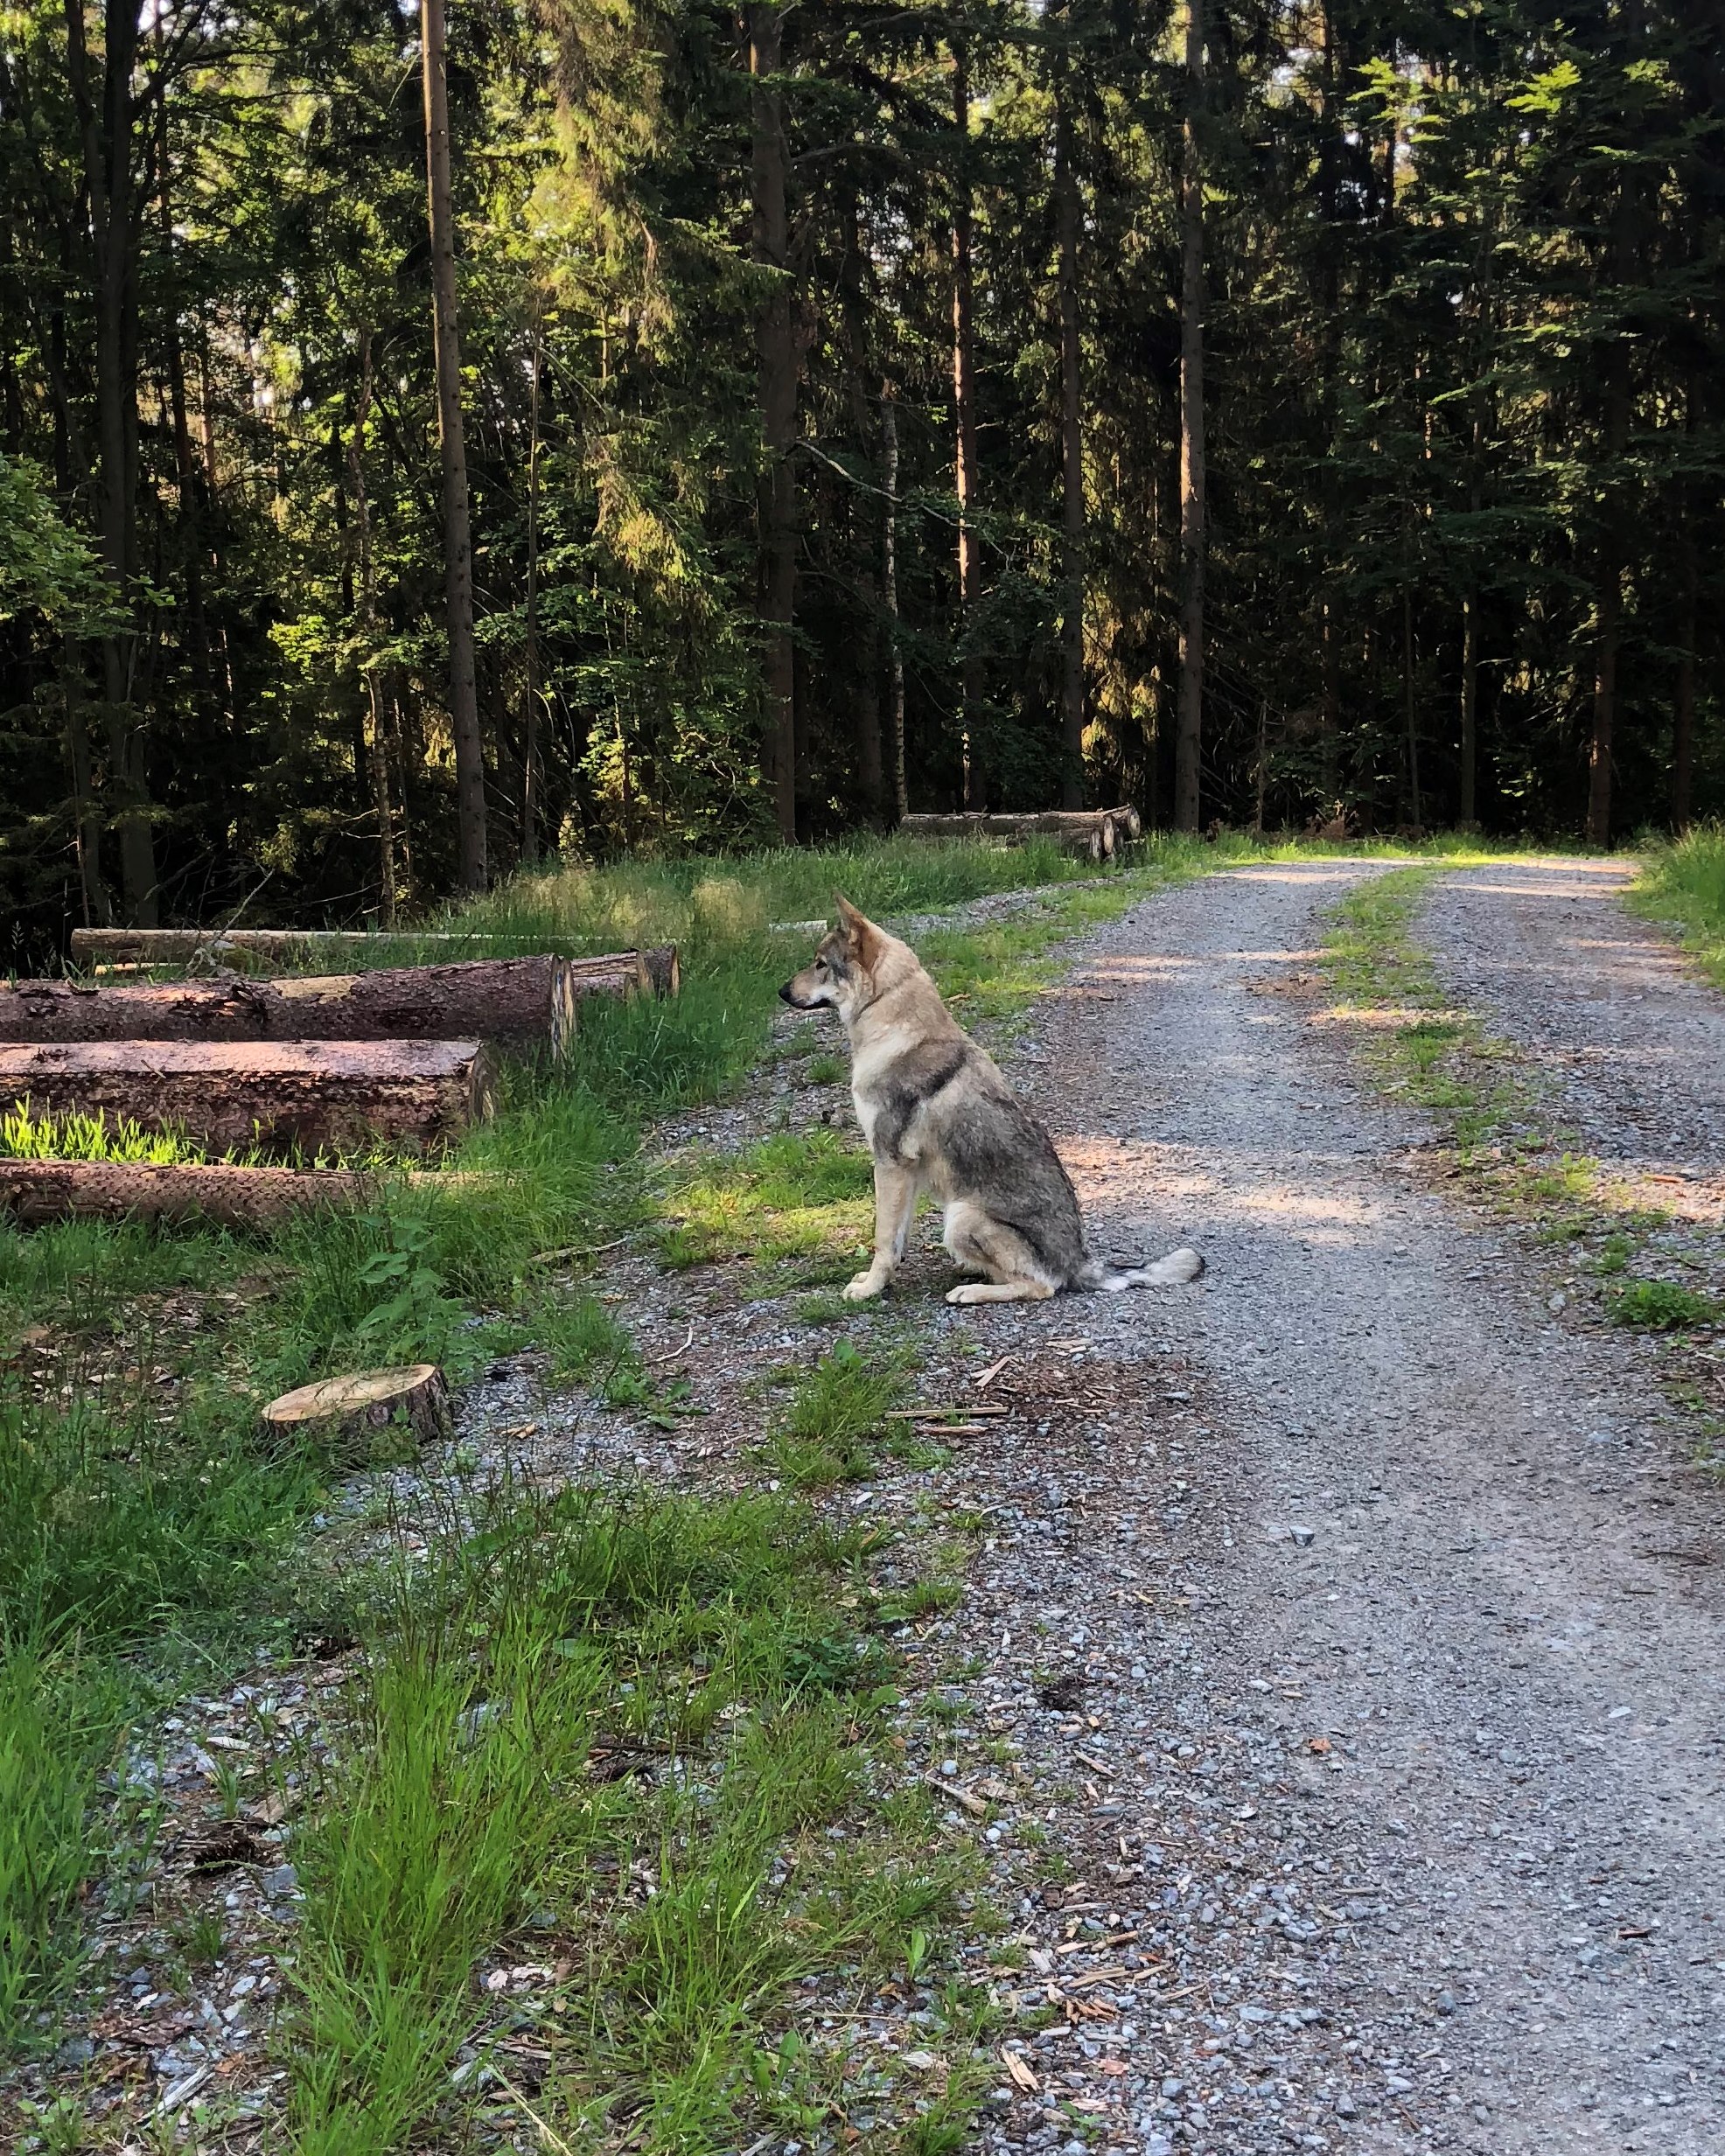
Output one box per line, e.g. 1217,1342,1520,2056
967,856,1722,2156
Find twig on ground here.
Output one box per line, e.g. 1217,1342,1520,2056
649,1322,697,1364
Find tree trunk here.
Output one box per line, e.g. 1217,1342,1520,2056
346,330,396,926
1586,164,1636,851
0,955,631,1055
1173,0,1206,834
1401,580,1421,829
0,1159,479,1230
66,0,158,923
1055,83,1086,809
421,0,488,891
749,3,798,843
1672,551,1695,834
522,295,543,861
0,1038,496,1155
951,43,985,809
1586,564,1620,848
882,385,908,821
898,809,1118,860
1254,699,1268,834
1458,588,1477,827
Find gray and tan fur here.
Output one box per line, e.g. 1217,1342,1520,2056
780,897,1204,1305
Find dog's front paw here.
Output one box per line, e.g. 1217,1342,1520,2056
844,1270,886,1301
945,1283,986,1305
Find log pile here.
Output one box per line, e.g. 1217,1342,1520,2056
897,806,1142,860
1,928,683,1228
0,1039,494,1155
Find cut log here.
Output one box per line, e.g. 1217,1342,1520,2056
66,928,685,994
262,1364,452,1463
0,956,596,1054
71,928,509,966
1100,802,1142,842
0,1040,494,1156
897,810,1118,861
0,1159,488,1229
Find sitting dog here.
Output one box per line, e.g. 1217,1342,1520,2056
780,897,1204,1305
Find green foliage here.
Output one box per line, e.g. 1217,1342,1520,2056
1609,1280,1719,1332
1631,828,1725,991
0,455,112,630
0,1644,120,2045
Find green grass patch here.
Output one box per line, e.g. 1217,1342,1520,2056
1609,1279,1720,1331
1630,824,1725,990
766,1340,906,1486
656,1127,875,1273
284,1479,967,2155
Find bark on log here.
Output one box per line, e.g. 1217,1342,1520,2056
0,958,583,1053
0,1040,494,1155
67,928,684,982
0,1159,485,1229
262,1364,452,1463
897,811,1117,860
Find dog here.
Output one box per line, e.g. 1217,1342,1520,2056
779,897,1204,1305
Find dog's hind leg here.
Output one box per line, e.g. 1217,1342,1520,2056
846,1161,919,1301
947,1277,1057,1305
942,1203,1058,1305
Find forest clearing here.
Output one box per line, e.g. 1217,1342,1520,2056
3,0,1723,2146
2,826,1723,2155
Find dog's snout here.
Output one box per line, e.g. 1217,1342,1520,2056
779,981,799,1007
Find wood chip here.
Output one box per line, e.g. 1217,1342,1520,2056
925,1774,988,1818
1002,2048,1041,2093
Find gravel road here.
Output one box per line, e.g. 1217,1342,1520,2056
930,856,1724,2156
1421,856,1725,1187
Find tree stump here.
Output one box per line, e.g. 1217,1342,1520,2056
261,1364,452,1464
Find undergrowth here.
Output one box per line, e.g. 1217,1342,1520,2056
285,1478,972,2156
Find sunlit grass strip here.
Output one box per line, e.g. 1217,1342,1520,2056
1629,823,1725,993
284,1483,975,2156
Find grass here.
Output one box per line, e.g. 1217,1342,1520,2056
1631,823,1725,989
284,1478,967,2155
1,829,1129,2094
1609,1279,1720,1332
767,1340,907,1486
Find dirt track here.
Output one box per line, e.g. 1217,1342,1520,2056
947,857,1723,2155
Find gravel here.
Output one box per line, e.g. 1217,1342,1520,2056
947,855,1725,2154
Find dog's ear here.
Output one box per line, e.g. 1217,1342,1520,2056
834,892,879,961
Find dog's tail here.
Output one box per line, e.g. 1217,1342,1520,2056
1079,1246,1205,1294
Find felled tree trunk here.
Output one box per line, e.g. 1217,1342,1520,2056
262,1364,452,1463
1,956,594,1053
897,810,1119,860
0,1159,490,1229
0,1040,494,1155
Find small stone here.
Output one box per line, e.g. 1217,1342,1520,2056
1289,1525,1316,1547
260,1864,298,1899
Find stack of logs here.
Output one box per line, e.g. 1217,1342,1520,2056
0,940,678,1228
897,805,1142,862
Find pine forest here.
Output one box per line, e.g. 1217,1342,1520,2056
2,0,1721,948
